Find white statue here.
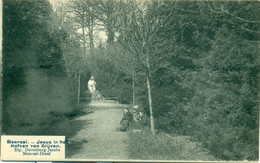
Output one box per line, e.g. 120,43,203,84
88,76,96,93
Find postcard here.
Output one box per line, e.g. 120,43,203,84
1,0,259,162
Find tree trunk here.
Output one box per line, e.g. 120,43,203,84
88,6,94,51
146,48,155,134
81,12,86,56
77,71,81,105
106,4,114,44
132,74,135,106
146,73,155,135
107,27,114,44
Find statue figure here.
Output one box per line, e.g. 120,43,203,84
88,76,96,93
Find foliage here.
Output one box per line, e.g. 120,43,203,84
148,1,259,160
2,0,82,133
86,45,133,103
128,128,216,160
75,1,259,159
181,26,259,160
95,1,259,160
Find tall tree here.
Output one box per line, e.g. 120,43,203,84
52,0,91,104
93,0,120,44
101,44,139,105
102,0,179,134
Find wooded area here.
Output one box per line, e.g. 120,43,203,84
2,0,259,160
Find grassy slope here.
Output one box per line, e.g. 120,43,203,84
127,126,216,161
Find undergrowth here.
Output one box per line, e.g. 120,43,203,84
127,127,216,161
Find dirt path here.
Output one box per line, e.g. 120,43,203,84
67,101,128,160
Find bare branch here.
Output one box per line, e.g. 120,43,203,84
221,8,260,24
241,25,260,34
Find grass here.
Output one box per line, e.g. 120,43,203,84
127,126,216,161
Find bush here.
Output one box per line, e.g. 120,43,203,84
127,128,216,160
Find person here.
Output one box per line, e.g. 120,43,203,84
130,105,149,131
132,105,144,121
139,111,149,126
88,76,96,93
123,108,133,122
120,108,133,131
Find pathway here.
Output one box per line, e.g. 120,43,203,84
66,101,128,160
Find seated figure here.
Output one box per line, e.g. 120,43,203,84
120,108,133,131
132,105,144,121
139,111,149,126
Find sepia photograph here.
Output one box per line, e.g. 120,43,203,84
1,0,259,161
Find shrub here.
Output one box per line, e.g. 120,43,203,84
127,128,216,160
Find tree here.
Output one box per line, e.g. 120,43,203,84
173,1,259,160
52,0,92,104
93,0,120,44
90,0,193,134
98,0,181,134
101,43,139,105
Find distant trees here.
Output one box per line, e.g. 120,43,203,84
53,0,93,104
67,0,97,53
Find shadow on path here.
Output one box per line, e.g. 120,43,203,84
65,120,92,157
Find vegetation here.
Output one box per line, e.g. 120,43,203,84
2,0,259,161
2,0,91,135
82,1,259,160
128,127,216,160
